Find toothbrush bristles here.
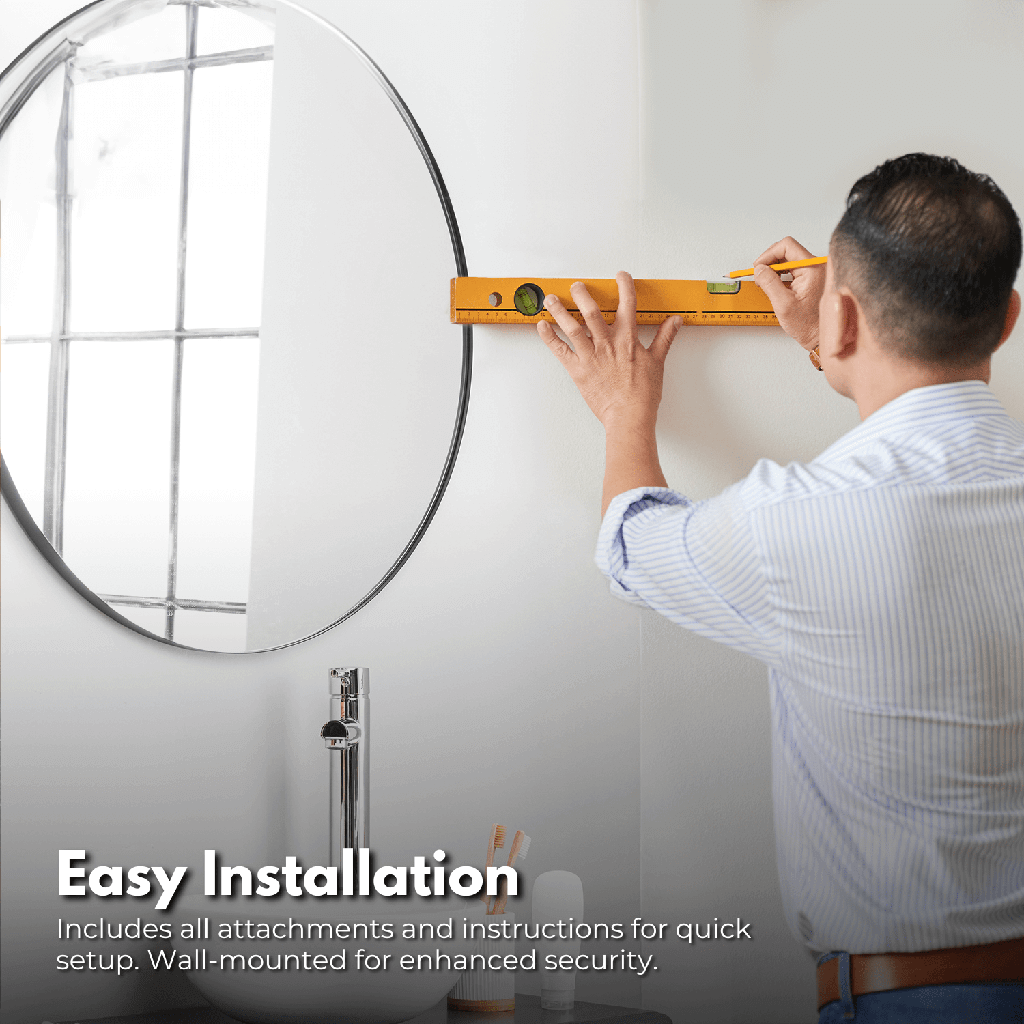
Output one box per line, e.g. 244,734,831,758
494,825,507,847
517,835,531,859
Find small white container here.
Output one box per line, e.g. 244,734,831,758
448,912,515,1013
540,973,577,1012
533,871,585,1011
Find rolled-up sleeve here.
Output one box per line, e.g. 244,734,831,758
596,483,779,662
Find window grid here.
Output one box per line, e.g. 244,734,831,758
165,1,198,643
3,1,272,642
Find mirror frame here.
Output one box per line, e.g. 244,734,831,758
0,0,474,653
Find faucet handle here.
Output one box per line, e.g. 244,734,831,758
322,719,362,748
329,667,369,697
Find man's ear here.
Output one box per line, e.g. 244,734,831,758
823,288,861,360
994,289,1021,352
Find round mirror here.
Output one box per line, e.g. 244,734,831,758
0,0,472,653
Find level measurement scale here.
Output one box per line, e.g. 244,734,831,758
451,277,780,327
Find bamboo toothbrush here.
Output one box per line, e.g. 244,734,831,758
479,824,507,906
491,831,530,915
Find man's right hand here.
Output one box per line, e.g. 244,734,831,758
752,237,827,352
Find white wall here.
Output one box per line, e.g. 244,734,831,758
2,3,1022,1024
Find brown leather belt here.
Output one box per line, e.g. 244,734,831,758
817,936,1024,1011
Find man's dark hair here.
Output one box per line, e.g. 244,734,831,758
831,153,1021,365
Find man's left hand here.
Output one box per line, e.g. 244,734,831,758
537,271,682,432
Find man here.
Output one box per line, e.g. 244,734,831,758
538,154,1023,1022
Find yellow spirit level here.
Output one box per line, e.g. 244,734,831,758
451,277,780,327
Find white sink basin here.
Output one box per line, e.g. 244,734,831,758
172,895,487,1024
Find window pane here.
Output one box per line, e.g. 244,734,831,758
197,5,274,55
62,339,173,597
69,72,183,332
172,609,248,653
184,60,273,329
0,63,64,336
0,342,51,521
75,5,185,66
175,336,259,606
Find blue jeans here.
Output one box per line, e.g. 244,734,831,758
817,952,1024,1023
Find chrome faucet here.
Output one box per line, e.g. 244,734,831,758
321,667,369,868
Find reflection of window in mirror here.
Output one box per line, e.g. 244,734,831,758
1,2,274,649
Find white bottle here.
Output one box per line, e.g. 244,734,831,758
532,870,585,1010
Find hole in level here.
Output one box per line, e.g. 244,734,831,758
488,291,502,307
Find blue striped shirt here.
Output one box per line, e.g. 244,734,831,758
596,381,1024,953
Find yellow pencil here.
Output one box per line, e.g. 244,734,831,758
728,256,828,279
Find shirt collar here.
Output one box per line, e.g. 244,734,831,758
815,380,1008,465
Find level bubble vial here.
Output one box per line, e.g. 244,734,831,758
514,283,545,316
706,280,741,294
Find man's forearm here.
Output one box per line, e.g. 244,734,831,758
535,274,677,516
602,416,667,517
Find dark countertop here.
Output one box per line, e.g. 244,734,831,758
66,994,672,1024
